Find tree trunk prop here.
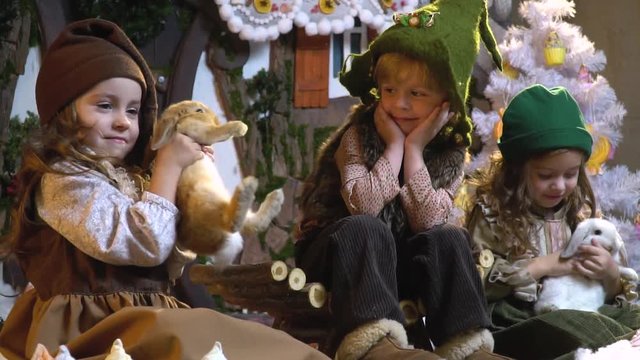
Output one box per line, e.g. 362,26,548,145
189,261,331,347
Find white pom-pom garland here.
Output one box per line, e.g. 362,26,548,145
305,22,318,36
317,19,332,35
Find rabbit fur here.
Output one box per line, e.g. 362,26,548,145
535,218,639,314
151,100,284,264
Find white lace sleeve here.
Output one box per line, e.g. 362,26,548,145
37,168,179,267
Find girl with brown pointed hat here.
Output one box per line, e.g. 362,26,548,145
0,18,329,360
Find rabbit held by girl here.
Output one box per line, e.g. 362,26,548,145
0,18,329,360
466,84,640,360
535,218,639,314
151,100,284,264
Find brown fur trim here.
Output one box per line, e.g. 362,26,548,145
298,104,466,239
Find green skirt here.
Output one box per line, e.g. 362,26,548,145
489,298,640,360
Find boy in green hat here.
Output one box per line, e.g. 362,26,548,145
295,0,511,359
466,84,640,359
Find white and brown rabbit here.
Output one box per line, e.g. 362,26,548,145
151,100,284,264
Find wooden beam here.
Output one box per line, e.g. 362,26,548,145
165,12,210,106
34,0,69,50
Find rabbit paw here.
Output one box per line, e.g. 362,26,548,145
226,121,248,137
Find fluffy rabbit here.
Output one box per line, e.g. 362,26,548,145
535,218,638,314
151,100,284,264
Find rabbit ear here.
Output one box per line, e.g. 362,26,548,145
561,223,587,258
616,231,629,266
150,108,179,150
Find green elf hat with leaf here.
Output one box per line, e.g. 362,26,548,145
340,0,502,148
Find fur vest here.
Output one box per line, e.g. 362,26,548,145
298,103,465,240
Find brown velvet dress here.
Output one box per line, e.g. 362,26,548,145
0,165,328,360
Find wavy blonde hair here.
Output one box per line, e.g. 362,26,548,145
1,103,149,257
372,52,473,148
466,150,596,256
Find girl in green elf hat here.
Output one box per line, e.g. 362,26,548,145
466,84,640,359
295,0,512,359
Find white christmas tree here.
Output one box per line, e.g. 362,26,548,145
467,0,640,271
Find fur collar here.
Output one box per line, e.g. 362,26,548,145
298,104,466,239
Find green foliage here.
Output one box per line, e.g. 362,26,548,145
255,175,287,204
71,0,174,47
173,0,196,31
211,30,240,64
229,90,244,119
0,0,19,41
0,61,16,88
241,68,288,201
256,229,295,262
0,0,39,87
228,67,243,83
2,112,39,180
244,69,283,121
1,112,40,234
25,0,39,46
268,238,295,262
283,60,293,99
219,60,303,263
287,123,309,178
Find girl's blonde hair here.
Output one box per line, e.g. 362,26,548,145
467,149,596,256
0,103,147,257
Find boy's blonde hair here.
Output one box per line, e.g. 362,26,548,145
372,53,464,148
373,53,444,94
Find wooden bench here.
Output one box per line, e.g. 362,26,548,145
189,261,333,351
189,261,434,354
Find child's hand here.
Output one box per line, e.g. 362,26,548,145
573,240,620,282
155,133,204,171
149,133,204,203
405,102,451,152
374,103,405,148
529,250,575,280
202,145,215,161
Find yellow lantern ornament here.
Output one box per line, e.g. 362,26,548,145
501,61,519,79
319,0,337,14
544,31,566,66
493,108,505,140
381,0,394,8
585,125,612,175
254,0,272,14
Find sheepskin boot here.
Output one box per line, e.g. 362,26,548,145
334,319,443,360
434,328,512,360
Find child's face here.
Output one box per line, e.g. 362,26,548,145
378,74,447,136
75,77,142,161
525,149,584,209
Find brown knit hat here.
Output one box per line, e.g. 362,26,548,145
35,18,157,165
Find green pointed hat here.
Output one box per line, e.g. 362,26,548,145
340,0,502,147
